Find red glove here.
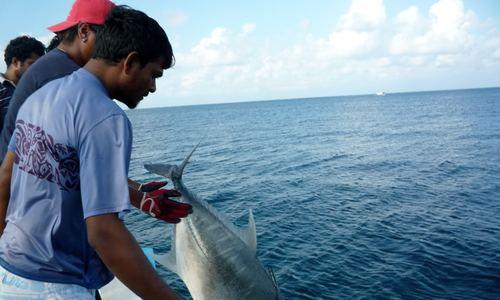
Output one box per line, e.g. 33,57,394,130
139,181,168,193
140,189,192,223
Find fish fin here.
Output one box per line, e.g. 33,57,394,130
241,209,257,254
144,164,177,180
154,228,177,274
154,251,177,274
266,267,281,299
178,141,201,175
145,142,201,179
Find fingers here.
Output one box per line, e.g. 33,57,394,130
158,199,193,215
146,188,181,198
158,189,181,198
157,198,193,221
157,206,188,224
140,181,168,192
142,189,193,224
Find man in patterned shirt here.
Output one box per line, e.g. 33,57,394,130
0,5,191,300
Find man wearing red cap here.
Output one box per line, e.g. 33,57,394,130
48,0,115,33
0,0,188,233
0,5,189,299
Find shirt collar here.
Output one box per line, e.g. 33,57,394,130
0,73,16,87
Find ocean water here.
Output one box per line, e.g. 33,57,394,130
123,88,500,299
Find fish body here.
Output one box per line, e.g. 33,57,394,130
145,146,278,300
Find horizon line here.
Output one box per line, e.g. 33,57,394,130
129,85,500,111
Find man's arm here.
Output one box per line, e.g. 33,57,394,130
87,213,180,300
0,151,15,235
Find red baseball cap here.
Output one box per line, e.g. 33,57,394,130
47,0,115,33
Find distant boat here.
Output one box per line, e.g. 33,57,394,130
376,92,386,96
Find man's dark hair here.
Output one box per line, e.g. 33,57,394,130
46,36,62,52
58,25,79,43
93,5,174,69
4,36,45,66
55,24,101,45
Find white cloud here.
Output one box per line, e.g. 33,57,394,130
495,49,500,59
314,0,386,59
395,6,420,27
179,27,240,68
407,56,428,67
375,57,391,67
435,54,457,67
319,29,378,58
180,68,209,89
146,0,500,107
299,19,311,31
484,37,500,59
390,0,475,55
165,11,188,27
241,23,256,36
339,0,386,30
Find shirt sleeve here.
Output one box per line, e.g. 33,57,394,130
79,114,132,219
0,83,14,137
7,127,16,152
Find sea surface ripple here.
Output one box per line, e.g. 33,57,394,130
124,88,500,299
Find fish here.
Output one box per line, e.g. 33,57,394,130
144,144,280,300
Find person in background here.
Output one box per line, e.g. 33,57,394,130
0,5,191,299
0,36,45,132
45,35,63,52
0,0,187,237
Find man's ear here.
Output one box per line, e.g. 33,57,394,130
77,23,92,42
10,57,21,70
123,51,141,75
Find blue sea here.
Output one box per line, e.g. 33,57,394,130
123,88,500,299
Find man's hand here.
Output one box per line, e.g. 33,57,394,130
138,181,168,193
140,189,192,223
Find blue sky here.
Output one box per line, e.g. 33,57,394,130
1,0,500,108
